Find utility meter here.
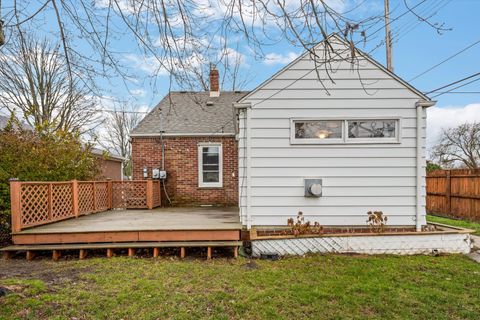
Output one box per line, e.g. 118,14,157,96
305,178,322,197
152,168,160,179
159,170,167,179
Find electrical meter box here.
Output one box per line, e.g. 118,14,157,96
304,179,322,197
159,170,167,179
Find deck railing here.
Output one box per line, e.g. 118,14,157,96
10,180,161,232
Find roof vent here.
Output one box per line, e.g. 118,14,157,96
206,101,214,106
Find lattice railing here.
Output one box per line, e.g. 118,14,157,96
10,180,161,232
112,181,147,209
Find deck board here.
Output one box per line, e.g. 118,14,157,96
17,207,241,234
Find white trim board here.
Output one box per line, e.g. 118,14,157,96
198,142,223,188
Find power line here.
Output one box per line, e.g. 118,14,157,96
409,38,480,81
393,0,451,44
425,72,480,94
429,91,480,94
430,77,480,98
84,108,150,114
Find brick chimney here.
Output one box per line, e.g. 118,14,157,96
209,66,220,97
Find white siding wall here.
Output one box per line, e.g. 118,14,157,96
238,39,427,228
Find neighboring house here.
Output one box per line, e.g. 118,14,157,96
132,34,434,231
92,148,125,180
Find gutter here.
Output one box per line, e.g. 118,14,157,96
234,102,252,229
415,100,436,231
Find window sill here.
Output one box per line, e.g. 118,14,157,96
198,185,223,189
290,139,401,145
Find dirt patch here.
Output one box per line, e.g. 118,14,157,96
242,260,259,270
0,259,94,286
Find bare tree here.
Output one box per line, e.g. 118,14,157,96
432,122,480,169
0,31,100,134
0,1,449,94
99,104,141,178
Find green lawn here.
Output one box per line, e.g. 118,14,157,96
1,254,480,319
427,214,480,236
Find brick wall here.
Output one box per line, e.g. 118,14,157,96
131,136,238,206
95,158,122,180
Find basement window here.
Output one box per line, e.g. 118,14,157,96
291,118,400,144
198,143,223,188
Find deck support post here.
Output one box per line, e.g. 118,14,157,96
106,248,114,258
72,180,79,218
3,251,13,260
26,250,35,261
146,179,154,209
107,179,113,209
128,248,135,257
207,247,212,260
180,247,185,259
52,250,61,261
153,247,159,258
233,246,238,259
79,249,87,260
9,181,22,233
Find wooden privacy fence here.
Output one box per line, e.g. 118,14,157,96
10,180,161,232
426,169,480,222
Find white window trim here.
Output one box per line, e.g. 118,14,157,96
198,142,223,188
290,117,402,145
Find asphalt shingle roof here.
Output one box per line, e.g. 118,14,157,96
131,91,249,135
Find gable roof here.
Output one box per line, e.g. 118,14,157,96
239,33,430,104
131,91,249,136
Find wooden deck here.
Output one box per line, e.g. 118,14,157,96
11,207,241,245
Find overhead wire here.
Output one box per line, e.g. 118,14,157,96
409,38,480,81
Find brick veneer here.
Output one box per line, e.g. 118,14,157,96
131,136,238,206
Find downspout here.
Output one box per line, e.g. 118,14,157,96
415,100,435,231
234,102,252,229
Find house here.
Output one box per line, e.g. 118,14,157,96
5,35,473,259
132,34,435,232
92,148,125,180
131,70,246,206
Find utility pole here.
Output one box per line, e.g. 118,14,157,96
384,0,393,72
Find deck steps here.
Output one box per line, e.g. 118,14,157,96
1,241,242,260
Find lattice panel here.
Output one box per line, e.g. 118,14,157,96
95,182,109,211
251,234,472,257
20,184,49,227
112,181,147,209
78,183,95,215
153,181,161,207
52,184,74,219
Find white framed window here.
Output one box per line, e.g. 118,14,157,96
291,118,400,144
198,143,223,188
